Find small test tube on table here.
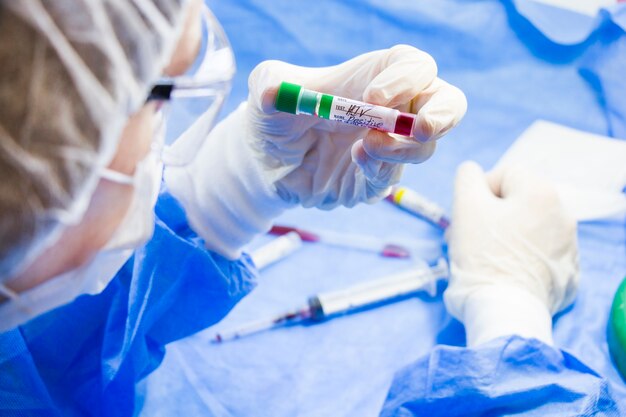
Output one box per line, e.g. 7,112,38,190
386,186,450,229
275,82,419,138
250,231,303,270
270,225,412,259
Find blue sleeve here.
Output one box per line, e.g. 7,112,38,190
0,188,257,417
380,336,621,417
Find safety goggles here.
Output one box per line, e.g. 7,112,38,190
148,4,235,167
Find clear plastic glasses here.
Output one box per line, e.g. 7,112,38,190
149,4,236,167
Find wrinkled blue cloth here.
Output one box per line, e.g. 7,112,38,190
139,1,626,416
509,0,626,138
380,336,620,416
0,189,256,416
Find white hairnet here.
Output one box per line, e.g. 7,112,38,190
0,0,190,279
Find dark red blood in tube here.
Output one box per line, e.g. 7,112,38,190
393,113,415,137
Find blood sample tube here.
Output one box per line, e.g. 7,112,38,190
275,82,418,138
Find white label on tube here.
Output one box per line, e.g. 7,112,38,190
329,96,398,131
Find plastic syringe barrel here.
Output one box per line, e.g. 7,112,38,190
307,259,448,320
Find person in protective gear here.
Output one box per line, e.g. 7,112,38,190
0,0,466,415
380,162,621,416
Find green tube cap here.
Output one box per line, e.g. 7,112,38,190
608,276,626,381
275,82,302,114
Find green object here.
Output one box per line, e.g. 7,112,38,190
275,82,302,114
608,276,626,381
318,94,333,119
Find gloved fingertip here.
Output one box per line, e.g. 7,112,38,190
412,83,467,142
362,86,393,107
351,140,385,180
457,160,483,176
412,115,439,143
248,60,288,113
361,130,400,163
413,107,462,143
496,163,538,199
361,128,389,151
455,161,490,194
363,129,437,164
362,47,438,107
350,140,367,165
261,85,279,113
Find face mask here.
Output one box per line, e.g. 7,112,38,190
100,147,164,250
0,122,165,332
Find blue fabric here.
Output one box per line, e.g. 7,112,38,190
512,0,603,45
0,189,256,416
139,1,626,416
579,16,626,139
380,336,620,416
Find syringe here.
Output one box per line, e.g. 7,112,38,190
212,259,448,343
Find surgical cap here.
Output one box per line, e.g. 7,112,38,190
0,0,189,279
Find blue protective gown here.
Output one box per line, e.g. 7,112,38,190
380,336,622,416
0,188,257,417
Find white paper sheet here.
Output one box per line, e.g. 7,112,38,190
495,120,626,221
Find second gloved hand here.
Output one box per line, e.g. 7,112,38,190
444,162,579,347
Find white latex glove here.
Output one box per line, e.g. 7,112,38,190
444,161,579,347
165,45,466,259
248,44,467,208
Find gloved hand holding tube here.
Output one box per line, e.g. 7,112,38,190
165,45,467,259
444,161,579,347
